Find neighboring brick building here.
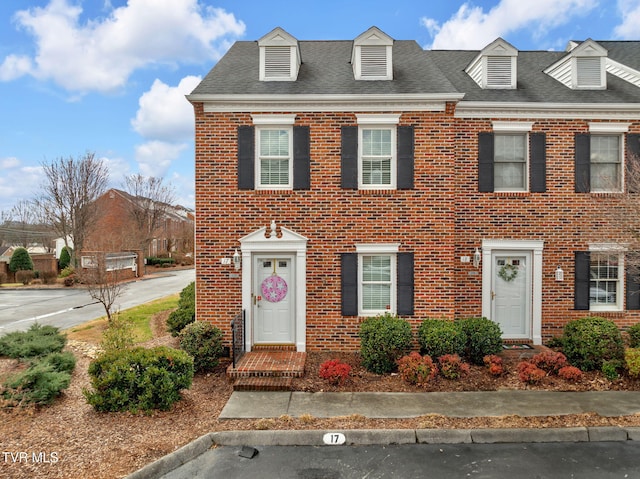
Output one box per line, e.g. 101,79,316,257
85,188,195,258
188,27,640,352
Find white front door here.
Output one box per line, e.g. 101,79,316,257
491,252,531,339
254,256,295,344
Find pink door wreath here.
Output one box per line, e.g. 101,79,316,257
261,274,288,302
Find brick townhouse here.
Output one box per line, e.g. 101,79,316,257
187,27,640,353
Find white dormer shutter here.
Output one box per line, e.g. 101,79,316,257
486,56,512,87
360,45,388,78
576,57,602,87
264,46,291,79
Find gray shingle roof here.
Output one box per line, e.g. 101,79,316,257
190,37,640,104
190,40,459,96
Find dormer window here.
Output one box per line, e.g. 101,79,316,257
544,39,607,90
466,38,517,89
258,27,300,81
352,27,393,81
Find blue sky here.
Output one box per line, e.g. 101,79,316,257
1,0,639,213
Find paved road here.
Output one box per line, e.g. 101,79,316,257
160,442,640,479
0,268,195,333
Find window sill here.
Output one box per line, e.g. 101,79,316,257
253,189,294,195
590,191,623,197
589,310,624,318
493,191,530,198
358,189,397,196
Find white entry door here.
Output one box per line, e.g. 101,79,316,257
254,256,295,344
491,252,531,338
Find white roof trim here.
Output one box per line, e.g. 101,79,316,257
492,121,534,132
455,101,640,120
606,58,640,88
356,113,401,125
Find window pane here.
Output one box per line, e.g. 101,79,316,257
590,135,621,191
362,158,391,185
363,284,391,310
494,134,526,190
589,253,619,306
260,129,289,156
362,129,391,156
363,256,391,281
495,162,525,189
260,159,289,185
495,134,525,163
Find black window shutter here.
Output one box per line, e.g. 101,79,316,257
341,253,358,316
478,132,494,192
293,126,310,190
397,126,414,189
397,252,414,315
625,268,640,310
237,126,255,189
530,133,546,193
341,126,358,189
626,134,640,194
574,251,590,310
575,133,591,193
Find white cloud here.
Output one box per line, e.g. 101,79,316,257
614,0,640,38
132,76,201,142
135,141,187,177
0,161,44,212
1,0,245,92
422,0,597,49
1,157,21,169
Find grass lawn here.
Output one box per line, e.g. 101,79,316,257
65,294,179,343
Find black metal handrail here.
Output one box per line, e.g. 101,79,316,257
231,309,245,368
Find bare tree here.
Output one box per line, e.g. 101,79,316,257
81,254,127,322
37,153,109,265
122,174,176,254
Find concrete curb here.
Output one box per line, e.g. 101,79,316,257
125,427,640,479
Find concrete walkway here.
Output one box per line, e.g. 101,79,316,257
219,390,640,419
125,390,640,479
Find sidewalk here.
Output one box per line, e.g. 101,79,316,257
127,390,640,479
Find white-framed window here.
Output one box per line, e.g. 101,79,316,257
357,114,399,189
590,135,622,192
357,244,398,315
589,251,623,311
492,121,533,192
253,114,295,190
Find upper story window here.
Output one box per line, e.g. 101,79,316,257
352,27,393,81
257,127,292,188
466,38,518,89
258,27,300,81
575,123,630,193
357,114,399,189
478,122,546,193
545,39,607,90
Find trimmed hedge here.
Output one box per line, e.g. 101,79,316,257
418,319,466,359
459,317,503,365
167,282,196,336
84,346,194,412
359,313,412,374
145,257,176,267
561,316,625,372
179,321,224,372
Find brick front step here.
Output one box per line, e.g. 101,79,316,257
226,351,306,380
232,376,293,391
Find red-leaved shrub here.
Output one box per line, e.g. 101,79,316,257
517,361,546,384
438,354,470,380
558,365,583,381
318,359,351,385
530,351,568,375
396,352,439,386
483,355,504,376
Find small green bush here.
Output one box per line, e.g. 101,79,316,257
459,317,503,365
0,324,66,359
627,323,640,348
59,266,75,278
179,321,224,372
9,247,33,272
418,319,466,359
145,257,176,267
59,246,72,270
625,348,640,378
167,282,196,336
601,359,622,380
561,317,625,372
2,362,72,406
84,346,194,412
100,314,135,353
359,313,412,374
